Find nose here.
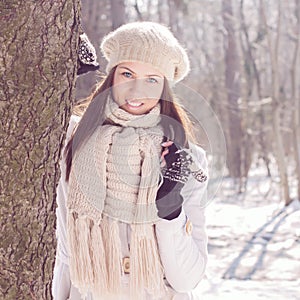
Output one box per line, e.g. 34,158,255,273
129,78,145,99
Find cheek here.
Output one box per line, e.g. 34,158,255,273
112,85,124,106
145,85,163,99
112,84,118,98
146,98,160,108
112,81,128,99
112,73,125,92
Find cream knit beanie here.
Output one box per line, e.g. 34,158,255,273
100,21,190,83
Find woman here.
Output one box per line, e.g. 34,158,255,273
52,21,208,300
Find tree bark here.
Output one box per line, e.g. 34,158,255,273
158,0,168,24
168,0,183,36
260,0,291,206
222,0,243,181
291,0,300,202
110,0,125,30
0,1,80,299
249,1,271,177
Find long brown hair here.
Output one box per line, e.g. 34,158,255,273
65,68,195,181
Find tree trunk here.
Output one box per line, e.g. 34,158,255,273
158,0,168,24
260,0,291,205
0,1,80,299
222,0,243,181
168,0,182,36
110,0,125,30
76,0,111,101
291,0,300,202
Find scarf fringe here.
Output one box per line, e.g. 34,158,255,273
68,211,167,299
67,211,108,297
90,218,108,297
67,211,82,289
130,224,167,299
101,215,122,293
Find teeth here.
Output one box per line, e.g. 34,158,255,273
127,100,142,107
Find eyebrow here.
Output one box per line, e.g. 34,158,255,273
118,66,163,78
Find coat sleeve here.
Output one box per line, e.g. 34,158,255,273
52,115,82,300
155,144,209,293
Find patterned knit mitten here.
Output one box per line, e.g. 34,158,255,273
156,143,191,220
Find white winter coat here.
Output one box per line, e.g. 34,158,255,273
52,115,208,300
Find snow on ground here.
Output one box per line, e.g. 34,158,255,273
197,278,299,300
198,170,300,300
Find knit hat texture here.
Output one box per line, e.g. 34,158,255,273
100,21,190,83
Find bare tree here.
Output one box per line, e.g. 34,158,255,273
0,1,80,298
168,0,187,37
260,0,291,205
291,0,300,201
158,0,169,24
111,0,126,29
222,0,244,184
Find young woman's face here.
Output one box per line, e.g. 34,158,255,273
112,61,164,115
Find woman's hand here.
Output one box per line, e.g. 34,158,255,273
160,141,208,183
161,142,193,184
156,141,191,220
77,33,100,75
160,140,174,167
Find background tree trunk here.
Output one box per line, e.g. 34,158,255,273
0,1,80,299
76,0,111,101
222,0,243,182
111,0,126,29
260,0,291,205
291,0,300,202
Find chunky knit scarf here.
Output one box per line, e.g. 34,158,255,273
67,96,168,299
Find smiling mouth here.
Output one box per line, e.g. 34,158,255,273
126,100,143,107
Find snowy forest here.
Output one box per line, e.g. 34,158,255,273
1,0,299,299
77,0,300,204
78,2,300,297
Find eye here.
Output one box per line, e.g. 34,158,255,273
147,77,158,83
122,71,132,78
